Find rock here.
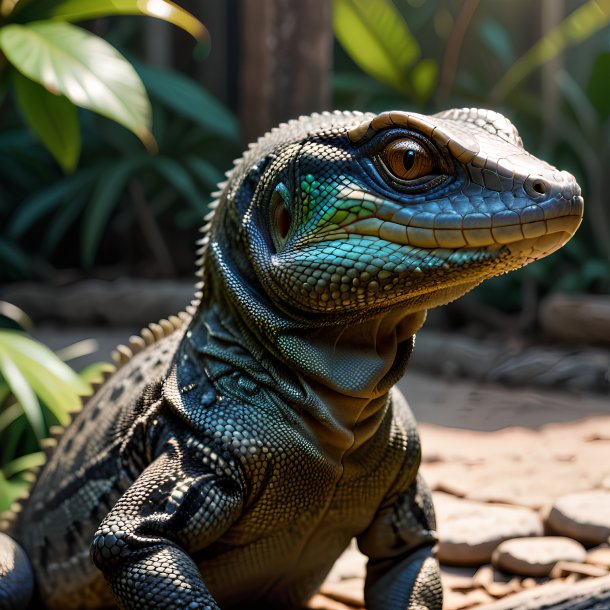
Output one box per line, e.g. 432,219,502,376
441,566,479,591
540,293,610,344
472,565,522,598
444,588,495,610
477,574,610,610
549,560,608,579
587,545,610,569
546,491,610,545
491,537,587,577
434,493,543,566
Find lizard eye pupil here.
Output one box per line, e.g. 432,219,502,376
403,150,416,172
382,138,435,181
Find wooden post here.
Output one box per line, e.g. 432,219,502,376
239,0,333,144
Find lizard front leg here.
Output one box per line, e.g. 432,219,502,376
90,438,243,609
358,474,442,610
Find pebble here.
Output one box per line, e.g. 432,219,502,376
491,536,587,577
546,491,610,545
587,545,610,569
434,493,543,566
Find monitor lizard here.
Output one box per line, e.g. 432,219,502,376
0,108,585,609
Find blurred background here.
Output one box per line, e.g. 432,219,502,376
0,0,609,510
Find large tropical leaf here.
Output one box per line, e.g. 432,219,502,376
12,0,207,40
333,0,420,96
13,70,80,172
0,22,154,149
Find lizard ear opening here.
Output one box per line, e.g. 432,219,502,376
270,183,292,251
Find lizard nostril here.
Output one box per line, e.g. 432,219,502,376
532,180,546,195
524,176,550,198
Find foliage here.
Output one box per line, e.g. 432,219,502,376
492,0,610,102
0,62,239,274
333,0,438,104
0,0,207,171
0,302,112,512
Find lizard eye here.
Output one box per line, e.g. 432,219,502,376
381,139,435,181
270,183,291,251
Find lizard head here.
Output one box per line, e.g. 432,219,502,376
205,109,583,322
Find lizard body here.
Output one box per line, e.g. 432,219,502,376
0,109,583,609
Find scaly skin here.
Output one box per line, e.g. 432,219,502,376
0,108,583,610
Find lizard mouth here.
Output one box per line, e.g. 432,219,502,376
337,196,583,259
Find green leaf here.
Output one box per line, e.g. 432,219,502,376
55,338,98,363
411,58,438,104
333,0,420,95
493,0,610,101
0,330,89,426
0,301,32,332
184,156,224,191
0,470,29,513
82,157,148,266
13,70,80,172
135,62,239,142
41,188,90,255
79,361,115,389
8,166,98,238
0,22,154,150
587,52,610,120
0,238,30,278
0,349,44,438
2,451,45,479
150,156,207,214
13,0,207,41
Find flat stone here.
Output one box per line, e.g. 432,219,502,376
492,537,587,577
434,493,543,566
587,545,610,569
549,560,608,579
546,491,610,545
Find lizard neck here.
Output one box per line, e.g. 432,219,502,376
182,246,425,453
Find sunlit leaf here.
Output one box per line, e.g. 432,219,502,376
411,58,438,104
13,70,80,172
55,338,98,362
79,361,115,391
0,349,44,438
12,0,207,41
0,301,32,332
0,22,154,149
493,0,610,101
0,470,29,512
2,451,45,479
0,330,89,427
333,0,420,95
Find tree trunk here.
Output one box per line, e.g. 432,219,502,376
239,0,333,144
